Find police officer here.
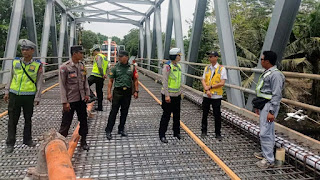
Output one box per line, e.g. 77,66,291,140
201,51,227,140
88,45,108,111
253,51,285,168
159,48,182,143
105,50,139,140
59,45,90,151
4,39,43,153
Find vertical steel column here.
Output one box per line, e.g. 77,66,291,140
1,0,25,84
155,4,164,74
172,0,186,84
64,23,70,57
50,5,58,66
25,0,39,57
246,0,301,110
186,0,207,87
151,18,157,60
58,13,67,66
145,16,152,70
214,0,244,108
164,0,173,60
139,25,144,60
40,0,54,72
69,21,76,49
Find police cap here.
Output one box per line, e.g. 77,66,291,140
206,51,219,57
19,39,36,49
71,45,85,54
119,50,129,57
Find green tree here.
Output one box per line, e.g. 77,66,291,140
122,28,139,56
81,30,98,50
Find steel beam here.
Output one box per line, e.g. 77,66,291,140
186,0,207,87
25,0,39,57
75,17,139,25
58,13,67,66
154,4,163,74
145,17,152,70
140,0,165,23
1,0,25,84
172,0,186,84
69,21,76,49
64,23,70,57
108,10,144,16
40,0,54,72
151,17,157,59
108,2,145,16
139,25,145,60
86,0,155,5
67,1,105,11
246,0,301,110
50,5,58,65
163,0,173,60
214,0,245,108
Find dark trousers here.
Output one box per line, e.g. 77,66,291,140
88,75,104,110
6,93,35,146
159,94,181,138
105,88,132,133
59,101,88,137
201,97,222,135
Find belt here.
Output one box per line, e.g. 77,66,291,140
115,87,131,91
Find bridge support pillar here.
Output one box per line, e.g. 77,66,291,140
172,0,186,84
1,0,26,84
58,13,67,66
163,0,173,61
139,25,144,66
186,0,208,87
214,0,245,108
246,0,301,110
145,16,152,70
154,4,164,74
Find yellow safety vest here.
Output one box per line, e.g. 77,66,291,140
167,62,181,93
203,65,224,96
92,53,108,78
9,59,41,95
256,68,281,100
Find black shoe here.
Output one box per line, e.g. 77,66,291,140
106,132,112,140
5,146,14,153
118,130,128,137
201,132,207,138
23,140,36,147
160,137,168,143
215,134,223,141
80,142,90,151
95,108,103,111
174,134,181,140
80,137,89,151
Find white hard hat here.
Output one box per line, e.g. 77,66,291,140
169,48,182,56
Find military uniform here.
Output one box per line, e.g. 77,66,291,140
105,53,138,137
88,52,108,110
5,39,43,153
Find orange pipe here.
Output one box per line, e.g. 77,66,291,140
45,139,76,180
68,124,80,159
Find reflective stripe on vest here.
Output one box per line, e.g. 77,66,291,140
9,59,40,95
256,68,280,100
204,65,224,96
168,63,181,93
92,53,108,78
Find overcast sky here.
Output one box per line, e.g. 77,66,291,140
81,0,197,39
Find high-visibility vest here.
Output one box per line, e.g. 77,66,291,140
256,68,281,99
167,62,181,93
92,53,108,78
9,58,41,95
203,64,224,96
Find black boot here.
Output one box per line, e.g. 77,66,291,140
80,136,89,151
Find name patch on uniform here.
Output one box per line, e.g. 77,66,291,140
28,65,35,72
68,71,77,78
15,63,21,69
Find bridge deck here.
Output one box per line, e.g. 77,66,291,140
0,75,314,179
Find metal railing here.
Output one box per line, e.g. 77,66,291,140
136,58,320,114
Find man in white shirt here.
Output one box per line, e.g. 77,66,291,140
201,51,227,140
